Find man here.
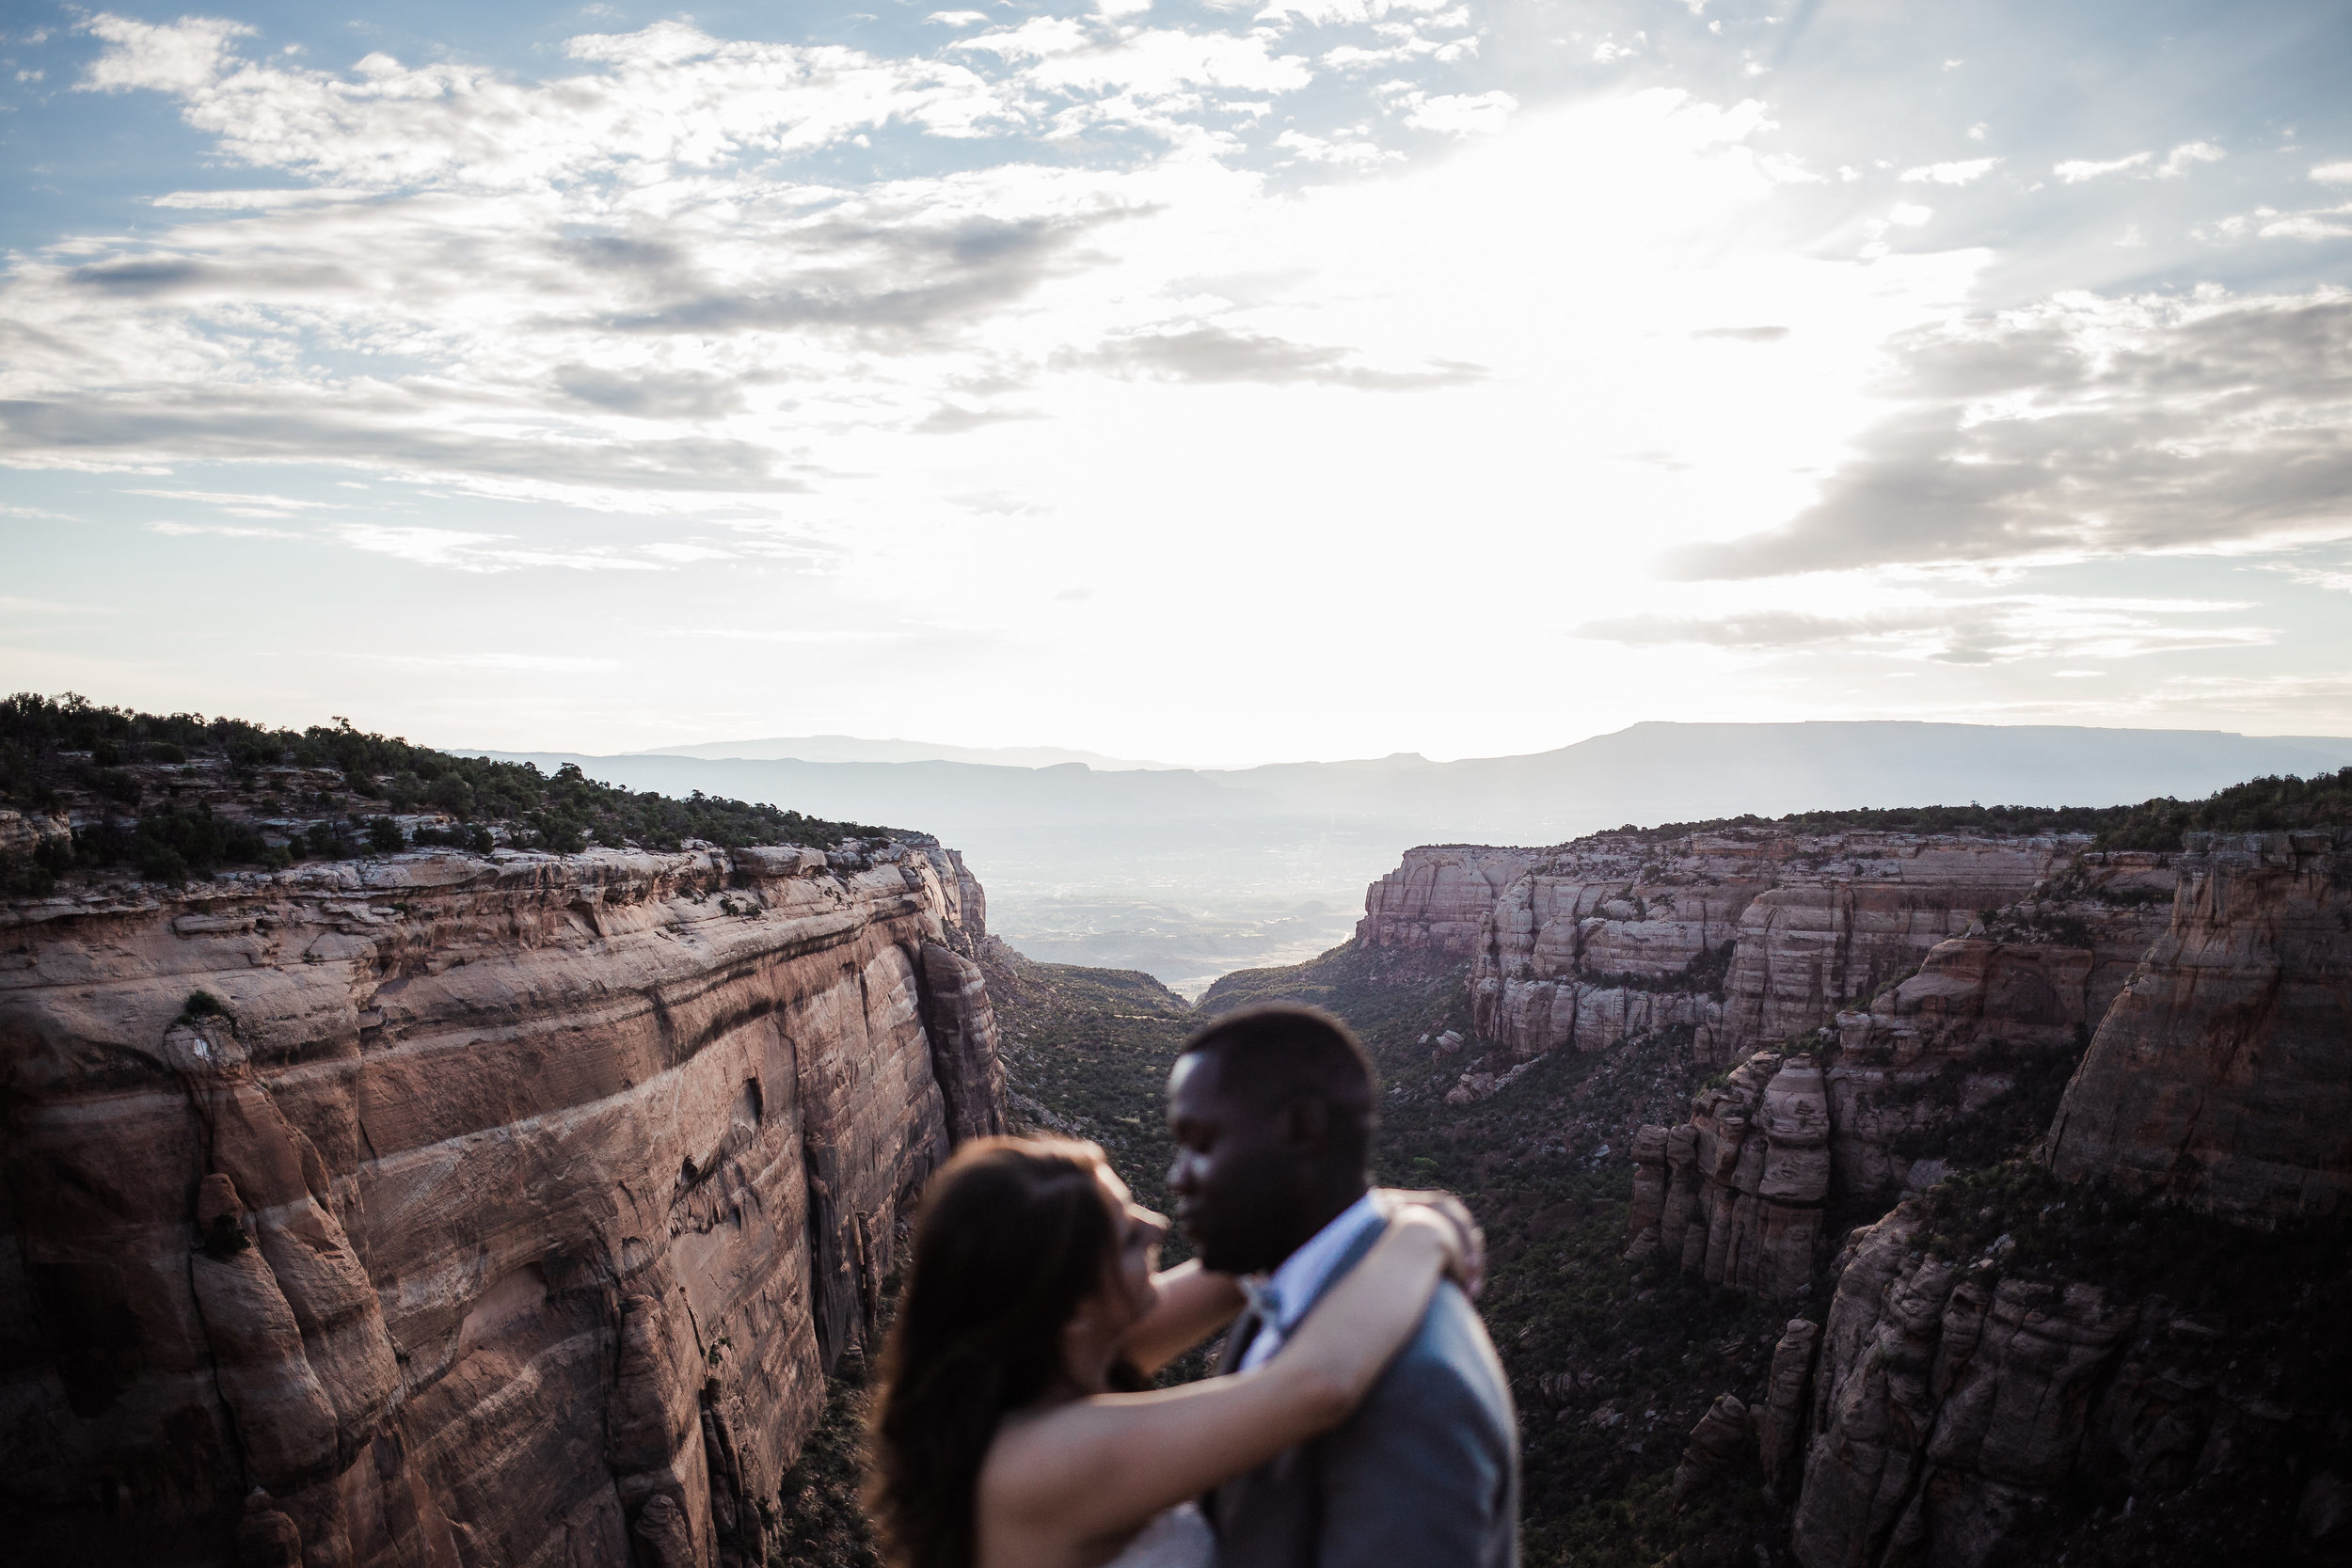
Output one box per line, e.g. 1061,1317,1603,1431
1166,1004,1518,1568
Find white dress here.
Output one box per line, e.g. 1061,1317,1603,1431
1103,1502,1216,1568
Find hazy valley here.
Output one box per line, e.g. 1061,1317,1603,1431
480,722,2352,994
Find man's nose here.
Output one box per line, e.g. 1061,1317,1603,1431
1167,1152,1193,1193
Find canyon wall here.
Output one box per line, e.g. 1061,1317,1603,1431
2048,830,2352,1219
1639,828,2351,1567
0,837,1003,1568
1355,846,1540,957
1376,828,2077,1075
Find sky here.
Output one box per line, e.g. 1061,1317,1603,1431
2,0,2348,766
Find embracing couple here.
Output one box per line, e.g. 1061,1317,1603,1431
866,1005,1519,1568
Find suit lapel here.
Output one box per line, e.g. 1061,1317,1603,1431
1212,1302,1263,1378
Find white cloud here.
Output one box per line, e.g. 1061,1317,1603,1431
129,487,348,516
2158,141,2225,177
1400,89,1517,135
1900,157,1997,185
1275,128,1397,165
1253,1,1452,23
148,520,303,539
333,524,666,572
2277,563,2352,594
1888,201,1934,226
2054,151,2151,182
1671,289,2352,580
1577,593,2274,666
76,15,1022,192
2316,162,2352,184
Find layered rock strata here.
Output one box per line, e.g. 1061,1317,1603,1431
1625,852,2177,1293
2047,829,2352,1219
1673,833,2348,1564
1456,831,2075,1070
0,836,1003,1567
1629,1050,1830,1297
1355,846,1540,957
1783,1206,2271,1568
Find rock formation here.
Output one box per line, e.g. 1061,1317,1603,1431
1622,848,2179,1294
2047,829,2352,1219
1653,827,2350,1565
1,835,1003,1566
1628,1049,1830,1296
1435,829,2076,1069
1356,845,1540,957
1780,1202,2281,1568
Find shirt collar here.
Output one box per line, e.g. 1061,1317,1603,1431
1259,1192,1384,1332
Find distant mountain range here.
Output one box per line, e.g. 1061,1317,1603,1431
472,721,2352,992
622,735,1180,770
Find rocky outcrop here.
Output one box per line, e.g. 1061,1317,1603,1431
1779,1203,2293,1568
1674,1393,1755,1502
1356,845,1540,957
2047,829,2352,1219
0,836,1002,1566
1624,852,2180,1294
1628,1050,1830,1296
1757,1317,1820,1492
1457,830,2074,1070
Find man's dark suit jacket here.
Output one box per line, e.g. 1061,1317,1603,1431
1206,1216,1519,1568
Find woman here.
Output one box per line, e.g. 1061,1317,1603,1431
867,1135,1473,1568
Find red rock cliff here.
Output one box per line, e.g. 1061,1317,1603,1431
1448,829,2071,1070
0,836,1002,1567
2046,829,2352,1218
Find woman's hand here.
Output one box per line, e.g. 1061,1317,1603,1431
1375,1188,1485,1299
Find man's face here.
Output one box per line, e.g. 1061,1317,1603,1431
1166,1053,1309,1275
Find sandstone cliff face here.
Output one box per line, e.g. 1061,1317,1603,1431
0,837,1003,1567
1457,831,2074,1072
1355,846,1540,957
1621,851,2175,1296
1656,831,2348,1565
1783,1204,2280,1568
2047,829,2352,1219
1629,1049,1830,1298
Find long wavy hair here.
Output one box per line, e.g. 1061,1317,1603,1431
866,1136,1145,1568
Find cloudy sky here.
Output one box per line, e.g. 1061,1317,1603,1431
2,0,2347,763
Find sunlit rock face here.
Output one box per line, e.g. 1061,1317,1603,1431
1356,845,1541,957
2047,829,2352,1219
1461,830,2074,1069
0,837,1001,1568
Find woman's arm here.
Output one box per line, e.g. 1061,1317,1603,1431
980,1208,1461,1553
1115,1259,1247,1376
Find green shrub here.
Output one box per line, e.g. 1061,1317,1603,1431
365,816,404,854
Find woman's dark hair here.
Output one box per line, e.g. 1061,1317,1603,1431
866,1136,1144,1568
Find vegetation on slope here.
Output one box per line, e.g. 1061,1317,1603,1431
1550,764,2352,848
0,692,895,891
2090,764,2352,849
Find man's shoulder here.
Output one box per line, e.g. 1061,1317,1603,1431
1361,1283,1514,1432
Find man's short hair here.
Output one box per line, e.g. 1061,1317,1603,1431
1180,1005,1377,1144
